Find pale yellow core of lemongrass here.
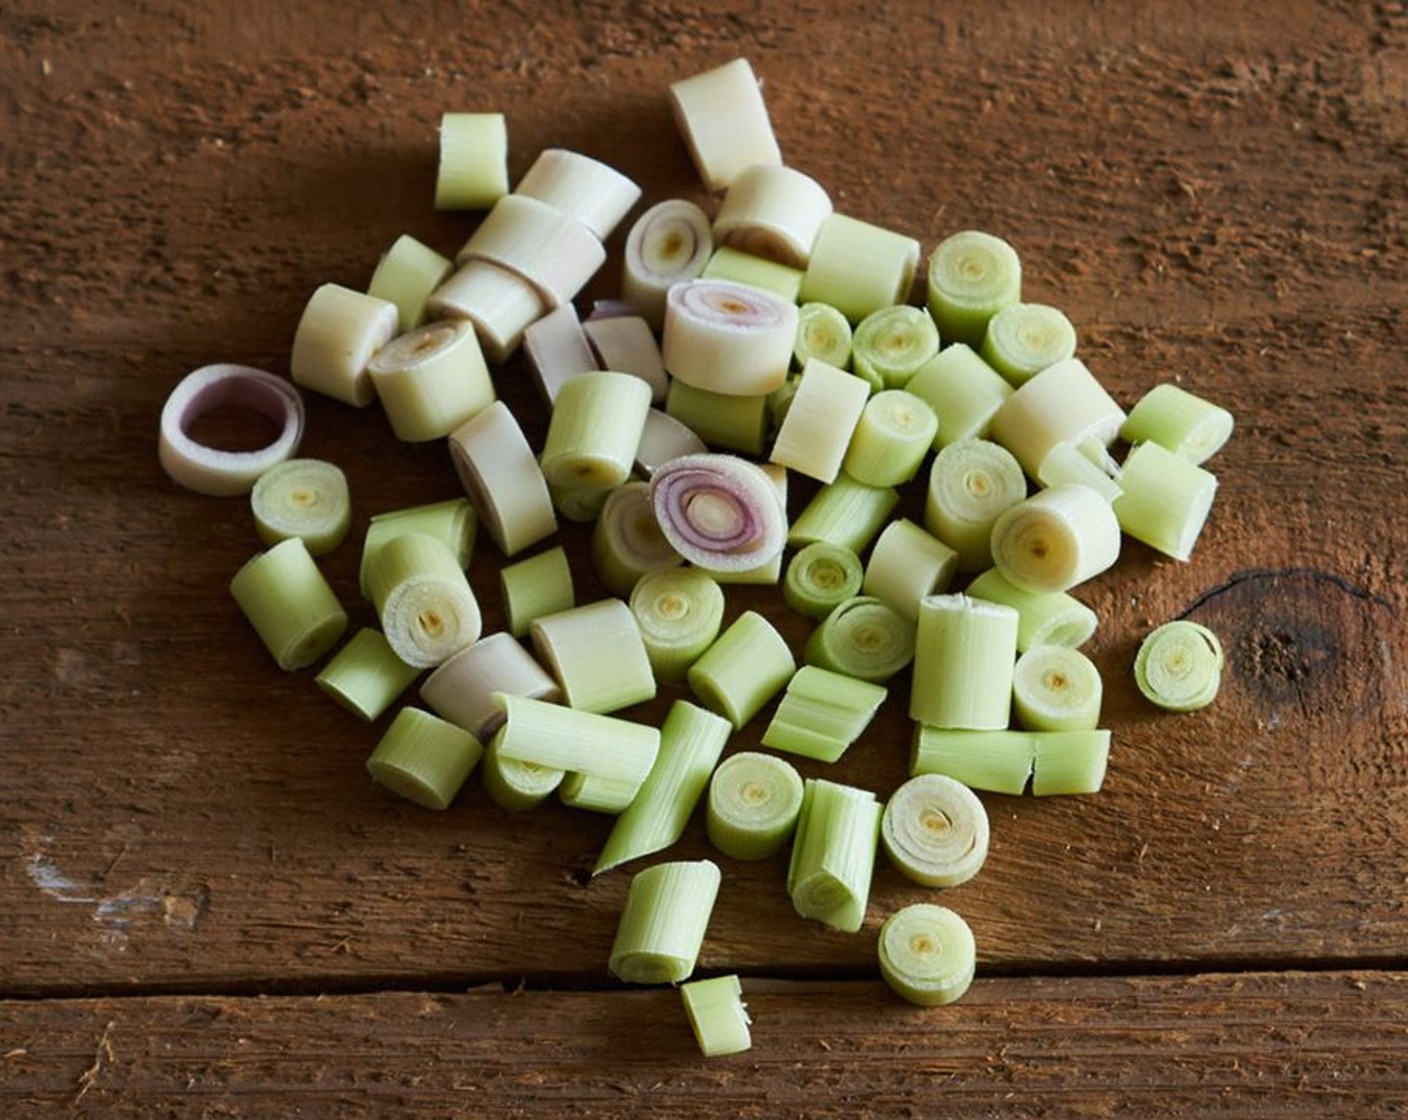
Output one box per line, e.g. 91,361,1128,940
803,320,837,351
885,398,925,430
909,932,939,958
1042,669,1070,692
740,780,772,807
627,507,669,551
921,808,954,837
417,608,448,640
686,492,744,537
704,291,754,318
963,469,994,500
853,621,889,653
950,246,998,291
286,486,320,510
653,590,692,622
809,559,846,590
411,326,454,357
1016,319,1058,350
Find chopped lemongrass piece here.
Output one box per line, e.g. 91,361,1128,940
965,568,1098,652
230,538,347,671
481,733,564,812
706,751,805,860
420,632,560,741
650,453,787,572
799,213,921,323
881,774,989,888
635,408,708,478
669,58,781,192
842,390,938,486
794,302,853,370
523,303,599,407
804,595,916,684
592,481,683,595
368,234,454,333
540,370,652,491
622,199,714,330
787,778,881,933
500,546,575,638
583,316,668,402
435,112,508,210
368,319,496,442
681,975,752,1057
366,708,483,810
788,472,899,555
1032,729,1112,795
980,301,1078,386
663,279,798,397
315,628,421,722
711,162,832,268
493,693,659,794
629,568,725,684
366,532,482,669
359,497,476,599
990,483,1122,593
688,610,795,729
559,771,646,814
910,726,1037,795
251,458,351,556
700,246,804,302
905,344,1014,449
877,904,976,1006
513,148,641,241
427,259,545,364
609,859,722,985
1036,439,1123,503
851,305,941,391
664,379,769,454
784,541,864,619
769,358,870,483
1121,383,1235,465
1012,645,1103,731
926,229,1022,347
1134,620,1224,712
289,283,398,407
455,193,605,308
531,598,656,714
988,357,1127,478
595,700,733,874
761,665,887,763
448,401,557,557
910,594,1018,730
548,480,611,523
1112,441,1218,561
862,519,958,622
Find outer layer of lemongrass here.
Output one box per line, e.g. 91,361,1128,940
862,518,958,622
965,567,1098,652
454,194,605,308
761,665,887,764
1031,729,1112,795
366,532,482,669
877,904,976,1007
788,472,899,555
513,148,641,241
669,58,781,192
881,774,989,888
448,401,557,556
315,628,422,722
622,199,714,330
1134,620,1224,712
435,112,508,210
289,283,398,407
910,726,1036,795
650,453,787,572
368,234,454,333
681,975,752,1057
1036,439,1123,503
851,305,941,391
609,859,722,985
905,344,1014,450
769,358,870,484
768,376,802,434
557,771,644,814
629,568,726,684
925,229,1022,348
634,408,708,477
595,700,733,874
664,379,769,454
842,390,938,487
980,301,1077,386
711,163,832,268
700,245,804,302
583,316,669,402
530,598,656,714
799,213,922,324
548,480,611,524
706,751,806,861
366,708,483,810
687,610,795,729
1012,645,1103,732
784,541,864,619
794,302,853,370
481,733,564,812
427,259,545,364
500,546,575,638
359,497,476,599
420,632,560,741
1120,383,1234,465
987,357,1127,477
368,319,496,442
251,458,351,556
540,371,652,491
230,538,348,671
1112,441,1218,561
592,481,683,595
804,595,916,684
990,483,1122,594
522,303,598,406
787,778,881,934
493,693,659,793
662,280,798,397
909,594,1018,730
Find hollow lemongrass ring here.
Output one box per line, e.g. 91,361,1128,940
662,279,798,397
650,453,787,572
159,364,305,497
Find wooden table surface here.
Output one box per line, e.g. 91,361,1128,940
3,1,1406,1115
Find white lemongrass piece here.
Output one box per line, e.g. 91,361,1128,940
769,358,870,484
881,774,989,888
841,389,938,487
965,568,1098,652
435,112,508,210
493,695,659,793
712,162,832,268
1037,440,1124,503
651,453,787,573
851,305,942,392
229,537,347,671
583,316,669,403
367,708,483,810
1120,383,1234,465
794,302,853,369
924,438,1028,572
622,199,714,330
513,148,641,240
662,279,798,397
909,594,1019,730
634,408,707,478
367,319,496,442
523,303,599,407
700,246,804,302
592,481,683,595
669,58,781,192
454,194,606,309
315,627,421,722
448,401,557,557
366,532,482,669
925,229,1022,347
905,344,1014,450
1113,441,1218,561
862,518,958,622
420,631,560,741
1013,645,1103,732
289,283,398,407
251,458,350,556
500,546,575,639
664,380,769,454
358,497,476,600
980,301,1077,386
798,212,921,323
609,860,722,985
877,904,976,1007
991,483,1122,594
367,234,454,333
988,357,1128,478
531,598,656,714
540,371,652,491
427,260,545,364
481,734,564,812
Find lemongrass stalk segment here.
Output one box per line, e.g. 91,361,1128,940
1012,645,1103,731
881,774,989,888
794,302,853,370
427,260,545,363
634,408,708,478
926,229,1022,347
1112,441,1218,561
493,693,659,792
980,301,1077,386
693,462,787,585
230,537,347,671
851,305,941,391
559,771,647,814
315,628,421,722
878,904,976,1006
769,358,871,484
799,213,921,324
359,497,476,599
669,58,781,192
531,598,656,714
629,568,726,684
548,481,611,523
500,546,575,638
706,751,806,861
861,519,958,622
366,531,482,669
435,112,508,210
988,357,1127,478
965,567,1098,652
513,148,641,240
687,610,795,729
664,379,769,454
910,726,1037,795
768,376,800,436
481,733,564,812
804,595,915,683
368,234,454,333
990,483,1122,593
366,708,483,810
909,594,1018,730
681,975,752,1057
583,316,669,402
1036,439,1124,503
522,303,599,407
368,319,496,442
622,199,714,330
609,859,722,984
700,246,804,302
787,472,899,555
592,481,683,595
540,371,652,491
1031,729,1112,795
842,390,938,486
711,162,832,267
784,541,864,619
905,344,1014,449
1134,620,1224,712
420,632,560,741
787,778,881,933
290,283,398,407
1121,383,1234,464
448,400,557,556
650,453,787,572
454,193,606,308
761,665,887,763
251,458,350,555
662,279,798,397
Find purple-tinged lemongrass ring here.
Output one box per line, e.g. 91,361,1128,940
661,279,798,396
650,453,786,572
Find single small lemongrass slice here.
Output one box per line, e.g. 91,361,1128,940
560,769,650,814
799,212,921,324
1120,383,1235,465
582,316,668,402
926,229,1022,348
230,538,348,671
980,301,1077,386
1012,645,1103,732
965,567,1098,652
595,700,733,874
689,461,789,584
669,57,781,192
548,481,611,524
662,279,798,397
784,541,864,619
158,364,306,497
905,344,1014,450
787,778,881,934
454,193,606,309
359,497,476,600
1134,620,1224,712
634,408,707,478
794,302,853,370
367,708,483,810
368,319,496,442
609,859,722,985
250,458,350,556
851,305,941,392
712,162,832,268
522,303,599,407
761,665,887,764
700,246,804,302
419,631,560,741
910,594,1019,730
664,379,769,454
769,358,870,484
862,518,958,622
513,148,641,241
427,259,545,364
592,481,683,596
366,532,482,669
367,234,454,333
1036,440,1123,503
681,975,752,1058
315,627,421,722
804,595,916,684
500,546,574,639
990,483,1122,594
493,693,660,790
1112,441,1218,561
687,610,795,729
289,283,398,407
842,390,938,487
910,726,1037,795
481,732,563,812
881,773,989,888
788,472,899,555
435,111,508,210
629,568,726,684
988,357,1127,478
448,400,557,557
531,598,656,715
706,751,805,860
622,199,714,331
878,904,976,1007
650,453,786,572
540,370,652,491
1031,729,1112,795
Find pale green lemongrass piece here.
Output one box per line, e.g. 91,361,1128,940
481,733,564,812
766,374,800,432
595,700,733,874
622,199,714,331
1112,441,1218,561
925,229,1022,348
923,438,1027,572
769,358,870,484
609,859,723,985
558,771,644,814
315,628,421,722
522,303,599,407
701,245,805,302
787,471,899,554
909,594,1018,730
841,390,938,487
591,481,683,596
851,305,941,391
420,631,561,741
513,147,641,241
712,162,832,268
435,112,508,210
799,212,921,323
230,537,347,671
904,343,1013,450
531,598,656,714
687,610,795,729
1134,620,1224,712
681,974,752,1057
662,279,798,397
251,458,351,556
877,904,976,1006
359,497,476,598
500,546,575,638
1031,729,1112,795
582,316,668,403
1036,439,1124,503
988,356,1127,478
1012,645,1103,732
784,541,864,619
761,665,887,764
979,301,1077,386
707,751,805,860
448,400,557,557
804,595,916,684
367,234,454,333
861,519,958,622
669,57,781,192
794,302,853,370
965,567,1098,652
629,568,726,684
454,193,605,309
426,259,545,364
540,371,652,491
548,480,611,524
368,319,496,442
635,408,708,478
1120,383,1235,465
991,483,1122,594
366,531,482,669
910,726,1036,795
493,693,659,791
787,778,881,933
366,707,483,810
665,379,769,455
881,773,990,888
289,283,398,407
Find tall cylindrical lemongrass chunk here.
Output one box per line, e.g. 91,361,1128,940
513,148,641,241
368,234,454,333
500,546,574,639
980,301,1077,386
662,280,797,397
711,163,832,268
842,390,938,487
910,726,1037,796
925,229,1022,348
664,379,769,455
366,708,483,811
435,112,508,210
990,483,1122,594
427,259,545,364
769,358,870,484
851,305,941,392
1112,441,1218,561
531,598,656,715
669,58,781,192
1120,383,1235,465
687,610,795,729
367,319,496,442
788,472,900,555
290,283,398,407
804,595,916,684
1012,645,1103,732
794,302,853,370
583,315,668,403
420,631,560,741
1134,620,1224,712
761,665,888,764
799,212,922,324
609,859,722,985
629,568,725,684
905,344,1014,450
1036,439,1123,503
493,693,660,797
481,733,564,812
910,594,1019,730
448,401,557,557
881,774,989,888
650,453,787,573
250,458,351,556
784,541,864,620
634,408,707,478
965,567,1098,652
540,371,652,491
707,751,805,861
591,481,683,596
700,246,804,302
877,904,976,1007
315,628,421,722
366,532,482,669
230,537,348,671
681,975,752,1058
622,199,714,330
455,194,606,309
862,518,958,622
987,357,1127,478
1031,729,1112,795
358,497,476,599
787,778,882,934
522,303,598,407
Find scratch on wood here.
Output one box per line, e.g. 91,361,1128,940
73,1019,115,1104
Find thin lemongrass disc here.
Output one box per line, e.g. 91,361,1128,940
706,751,806,861
629,568,726,684
250,458,351,556
979,302,1077,386
881,774,990,888
925,230,1021,347
1134,620,1225,712
681,974,752,1057
804,595,916,684
877,904,976,1007
1012,645,1103,732
851,305,941,391
622,199,714,330
784,541,864,619
650,453,787,572
794,302,853,369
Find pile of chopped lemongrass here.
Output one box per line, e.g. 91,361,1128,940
158,56,1236,1056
